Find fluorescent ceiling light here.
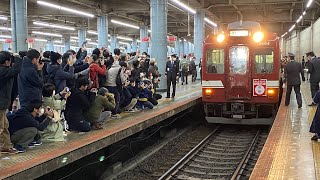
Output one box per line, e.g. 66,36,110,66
303,11,306,16
53,44,65,47
70,39,77,42
117,36,133,41
87,30,98,35
37,1,94,18
88,42,98,45
148,30,151,33
307,0,313,8
0,16,8,21
33,21,75,31
296,16,303,23
35,38,47,42
32,31,62,37
0,27,12,31
0,39,5,41
170,0,196,14
119,41,129,45
111,19,139,29
71,36,91,41
289,24,296,32
204,18,217,27
137,40,141,43
0,35,11,38
54,40,63,43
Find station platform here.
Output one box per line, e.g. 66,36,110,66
0,82,202,180
250,83,319,179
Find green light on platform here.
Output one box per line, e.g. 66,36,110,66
62,157,68,163
99,156,105,162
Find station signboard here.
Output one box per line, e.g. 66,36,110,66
167,36,177,42
5,39,11,43
253,79,267,96
26,38,35,44
141,37,150,42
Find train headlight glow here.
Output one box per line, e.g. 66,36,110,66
204,88,213,96
253,32,264,43
217,34,225,43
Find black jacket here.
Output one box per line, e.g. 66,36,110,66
308,57,320,83
130,68,141,82
284,60,305,85
165,60,179,78
0,56,22,110
65,89,95,124
7,108,51,134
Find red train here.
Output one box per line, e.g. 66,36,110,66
202,21,281,125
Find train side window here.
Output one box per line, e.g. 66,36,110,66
229,46,249,74
206,49,224,74
254,48,274,73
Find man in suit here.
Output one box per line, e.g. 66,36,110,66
306,52,320,106
284,53,305,108
165,54,179,98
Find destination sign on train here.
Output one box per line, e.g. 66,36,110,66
229,30,249,37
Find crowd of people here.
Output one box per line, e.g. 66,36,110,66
281,52,320,141
1,47,190,154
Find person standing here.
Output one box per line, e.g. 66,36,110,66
0,51,22,154
189,57,197,82
310,90,320,140
18,49,44,108
165,54,179,98
180,55,189,85
284,53,305,108
301,56,306,68
306,52,320,106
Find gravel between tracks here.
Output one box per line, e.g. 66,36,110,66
113,126,213,180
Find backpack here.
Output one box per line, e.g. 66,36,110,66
44,68,59,86
115,68,123,92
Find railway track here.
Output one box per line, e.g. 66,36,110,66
158,125,263,180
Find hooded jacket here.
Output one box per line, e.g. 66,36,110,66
89,63,106,88
18,57,44,108
7,108,51,134
0,56,22,110
46,63,74,92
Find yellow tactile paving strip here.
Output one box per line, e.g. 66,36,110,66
250,82,318,180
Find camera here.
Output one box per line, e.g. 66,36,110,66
40,57,51,63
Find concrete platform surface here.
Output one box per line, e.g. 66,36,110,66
0,82,202,180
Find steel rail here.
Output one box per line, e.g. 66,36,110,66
157,125,222,180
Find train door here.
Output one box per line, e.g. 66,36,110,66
227,46,251,100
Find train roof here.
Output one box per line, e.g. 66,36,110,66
227,21,261,32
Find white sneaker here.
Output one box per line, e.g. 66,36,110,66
111,114,122,119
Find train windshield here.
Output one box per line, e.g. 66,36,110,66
229,46,249,74
206,49,224,74
254,48,274,73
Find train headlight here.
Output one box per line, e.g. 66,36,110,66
204,88,213,96
217,34,225,43
267,89,275,98
253,32,264,43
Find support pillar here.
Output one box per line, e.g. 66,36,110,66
179,39,184,56
184,40,189,55
140,26,149,53
97,15,108,48
132,38,138,52
150,0,168,90
126,43,131,53
46,40,54,51
64,36,70,52
175,39,180,57
110,34,117,53
78,28,86,48
3,43,10,51
10,0,28,52
188,42,192,54
194,9,205,79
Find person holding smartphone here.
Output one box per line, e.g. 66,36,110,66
89,54,106,89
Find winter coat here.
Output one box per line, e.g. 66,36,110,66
47,63,74,92
89,63,106,88
85,94,115,123
7,108,51,134
0,56,22,110
105,62,126,87
65,89,95,125
138,87,152,102
310,91,320,134
18,57,44,108
131,67,141,83
127,85,140,98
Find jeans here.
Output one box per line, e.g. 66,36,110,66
107,86,121,115
120,88,132,109
0,110,11,149
285,85,302,106
69,120,91,132
11,127,39,148
139,101,154,109
181,70,188,84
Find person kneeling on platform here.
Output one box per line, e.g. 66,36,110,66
7,100,54,153
138,81,154,109
310,90,320,140
41,83,70,142
65,76,95,132
85,87,115,130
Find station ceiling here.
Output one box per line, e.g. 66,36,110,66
0,0,319,43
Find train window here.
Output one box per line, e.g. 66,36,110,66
206,49,224,74
229,46,249,74
254,48,274,73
